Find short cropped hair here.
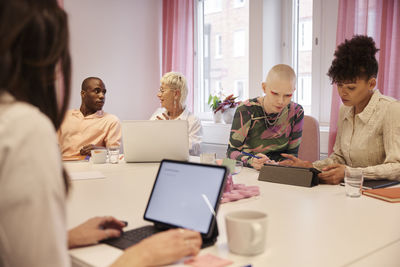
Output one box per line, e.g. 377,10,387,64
160,72,188,107
81,77,102,91
327,35,379,84
266,64,296,83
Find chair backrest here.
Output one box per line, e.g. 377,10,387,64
298,115,320,162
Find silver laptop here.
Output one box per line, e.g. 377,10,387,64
122,120,189,162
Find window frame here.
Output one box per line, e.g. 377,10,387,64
194,0,337,126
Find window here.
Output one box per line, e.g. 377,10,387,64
215,80,222,94
195,0,249,115
234,80,245,100
204,0,222,14
215,34,222,58
233,0,246,8
299,20,312,51
196,0,336,125
204,34,209,58
293,0,313,116
233,30,245,57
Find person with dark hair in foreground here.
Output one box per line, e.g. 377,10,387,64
281,35,400,184
58,76,122,158
0,0,201,266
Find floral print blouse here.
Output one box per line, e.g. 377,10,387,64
227,98,304,167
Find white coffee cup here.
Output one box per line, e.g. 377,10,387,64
90,149,107,164
225,210,268,255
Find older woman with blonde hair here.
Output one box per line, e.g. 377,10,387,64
150,72,203,156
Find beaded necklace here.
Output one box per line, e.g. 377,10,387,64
262,96,283,127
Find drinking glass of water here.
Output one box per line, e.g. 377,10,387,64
344,168,363,197
232,160,243,176
108,146,120,164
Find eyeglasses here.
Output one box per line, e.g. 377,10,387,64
158,87,176,94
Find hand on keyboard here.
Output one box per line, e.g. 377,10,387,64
68,216,127,248
111,228,202,267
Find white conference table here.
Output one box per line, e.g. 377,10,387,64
66,159,400,267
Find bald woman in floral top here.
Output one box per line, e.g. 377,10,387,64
227,64,304,170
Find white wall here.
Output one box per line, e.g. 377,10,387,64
64,0,162,120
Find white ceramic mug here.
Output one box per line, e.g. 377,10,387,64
90,149,107,164
225,210,268,255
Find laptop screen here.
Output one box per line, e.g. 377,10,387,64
144,160,227,235
122,120,189,162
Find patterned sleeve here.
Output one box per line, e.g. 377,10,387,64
226,105,253,167
286,104,304,157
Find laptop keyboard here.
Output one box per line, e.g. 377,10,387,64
102,225,161,250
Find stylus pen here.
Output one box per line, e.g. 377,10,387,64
242,151,261,159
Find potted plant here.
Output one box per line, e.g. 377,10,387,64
208,94,223,123
217,94,240,124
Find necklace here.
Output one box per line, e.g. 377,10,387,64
261,96,282,127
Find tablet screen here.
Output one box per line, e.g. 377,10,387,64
144,160,227,235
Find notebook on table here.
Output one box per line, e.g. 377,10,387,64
122,120,189,162
339,179,400,189
362,179,400,190
103,159,228,250
362,187,400,203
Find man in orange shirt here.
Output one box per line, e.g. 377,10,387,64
58,77,121,158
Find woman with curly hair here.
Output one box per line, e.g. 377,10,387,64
281,35,400,184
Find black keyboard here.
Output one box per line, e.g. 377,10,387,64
102,225,161,250
103,225,217,250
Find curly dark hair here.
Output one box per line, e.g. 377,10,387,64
327,35,379,84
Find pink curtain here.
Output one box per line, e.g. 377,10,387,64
328,0,400,154
162,0,194,111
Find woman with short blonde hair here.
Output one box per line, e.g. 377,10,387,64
160,72,188,109
151,72,203,156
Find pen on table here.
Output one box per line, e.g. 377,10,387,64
242,151,261,159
